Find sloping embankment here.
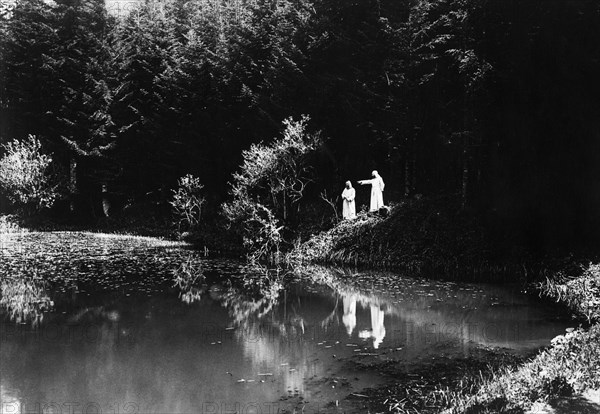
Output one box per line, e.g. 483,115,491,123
287,196,502,278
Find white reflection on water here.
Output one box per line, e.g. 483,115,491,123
359,304,386,349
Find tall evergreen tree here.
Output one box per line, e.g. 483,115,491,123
1,0,59,142
110,1,180,197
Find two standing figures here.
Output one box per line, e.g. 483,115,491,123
341,170,385,220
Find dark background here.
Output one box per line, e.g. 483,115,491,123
2,0,600,251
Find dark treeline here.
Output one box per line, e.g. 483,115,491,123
2,0,600,250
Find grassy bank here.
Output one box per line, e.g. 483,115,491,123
0,211,175,238
0,211,243,255
442,325,599,413
286,195,525,280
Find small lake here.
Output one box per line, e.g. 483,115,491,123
1,232,572,413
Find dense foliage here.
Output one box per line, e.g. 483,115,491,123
223,116,323,261
2,0,600,250
540,263,600,322
0,135,62,212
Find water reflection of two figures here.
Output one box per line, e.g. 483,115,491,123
174,260,388,349
342,293,387,349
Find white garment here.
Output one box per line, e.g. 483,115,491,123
358,304,386,349
370,304,386,349
342,294,357,336
364,176,384,211
341,188,356,219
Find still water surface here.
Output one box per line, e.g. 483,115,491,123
0,232,571,413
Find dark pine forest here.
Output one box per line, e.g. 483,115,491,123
2,0,600,253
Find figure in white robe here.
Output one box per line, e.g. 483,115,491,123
369,304,386,349
358,170,385,212
341,181,356,220
342,292,357,336
358,304,386,349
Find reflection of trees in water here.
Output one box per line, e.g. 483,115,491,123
172,254,206,304
171,262,557,351
320,294,339,330
215,267,392,395
171,258,286,327
0,271,53,326
202,265,390,347
218,288,278,325
223,275,311,396
213,271,283,326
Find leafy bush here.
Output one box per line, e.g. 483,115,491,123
170,174,205,230
0,214,24,233
226,115,323,220
223,115,323,263
0,135,61,213
540,263,600,322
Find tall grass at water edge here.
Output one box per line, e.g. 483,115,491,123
435,263,600,413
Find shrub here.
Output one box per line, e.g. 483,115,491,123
539,263,600,322
0,135,61,213
170,174,205,230
223,115,323,263
0,215,24,233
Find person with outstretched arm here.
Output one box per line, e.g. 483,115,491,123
358,170,385,212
